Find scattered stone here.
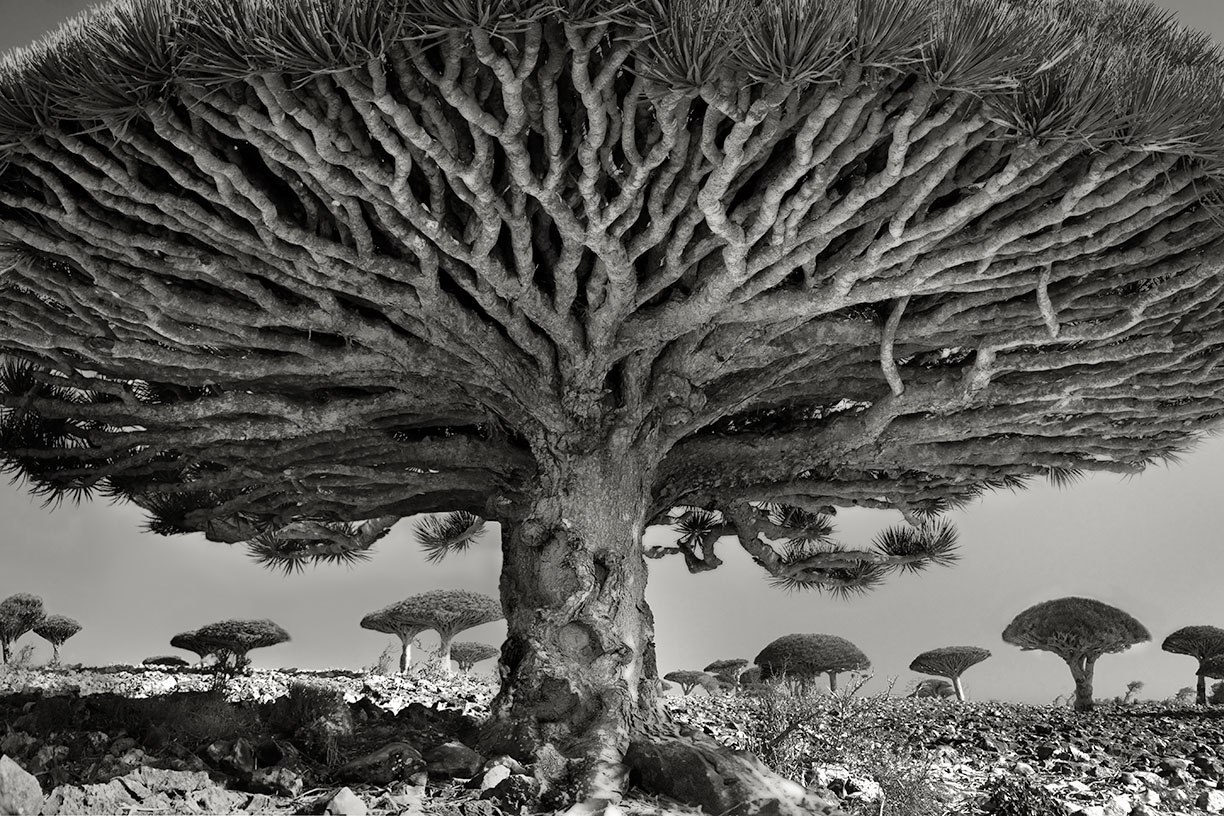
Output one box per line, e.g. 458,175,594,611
423,741,484,780
248,766,304,797
1198,789,1224,814
1159,757,1191,774
25,745,67,776
205,738,256,777
323,786,368,816
480,773,539,811
478,763,511,792
107,737,138,756
0,755,43,816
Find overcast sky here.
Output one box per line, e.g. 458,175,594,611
1,0,1223,706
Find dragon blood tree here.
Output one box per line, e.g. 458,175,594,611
451,641,501,673
387,590,503,675
908,645,990,701
360,602,432,674
192,619,291,672
32,614,82,665
1002,597,1150,712
0,593,45,664
3,0,1224,808
755,633,871,692
1161,625,1224,706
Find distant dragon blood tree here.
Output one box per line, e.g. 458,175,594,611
359,602,432,674
908,645,990,701
0,593,45,664
1162,625,1224,705
32,614,82,665
2,0,1224,809
192,619,291,672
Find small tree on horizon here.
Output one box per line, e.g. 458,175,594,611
1003,597,1150,712
908,645,990,702
170,631,229,666
755,633,870,693
359,603,432,674
663,670,719,695
32,614,82,665
1161,625,1224,706
5,0,1224,808
0,594,45,664
143,655,190,668
704,658,751,686
908,677,957,699
451,641,501,673
192,619,291,673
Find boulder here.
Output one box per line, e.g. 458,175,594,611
624,736,840,816
423,742,484,780
335,742,425,786
479,773,539,811
1199,790,1224,814
0,755,43,816
323,787,368,816
205,738,256,778
478,764,511,792
40,781,136,815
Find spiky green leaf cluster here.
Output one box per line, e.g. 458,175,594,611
414,512,487,563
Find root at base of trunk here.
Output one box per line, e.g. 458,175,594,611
623,730,845,815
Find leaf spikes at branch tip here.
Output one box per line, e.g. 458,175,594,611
414,511,486,563
769,560,890,599
766,503,836,545
246,522,375,576
872,518,960,574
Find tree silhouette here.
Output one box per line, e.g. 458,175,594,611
1002,597,1149,712
663,670,719,695
170,630,228,666
908,645,990,701
3,0,1224,808
1161,625,1224,706
32,614,82,665
0,594,45,664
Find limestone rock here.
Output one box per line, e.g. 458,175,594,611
0,755,42,816
323,786,368,816
479,764,511,792
423,741,484,780
479,773,540,811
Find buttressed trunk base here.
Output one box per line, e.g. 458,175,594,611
482,450,662,805
481,450,844,814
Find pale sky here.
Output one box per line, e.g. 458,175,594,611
1,0,1222,706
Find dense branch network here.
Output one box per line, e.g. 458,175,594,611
2,0,1224,585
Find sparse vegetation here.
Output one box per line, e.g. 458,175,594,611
1002,597,1150,712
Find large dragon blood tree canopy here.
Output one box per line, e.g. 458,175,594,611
3,0,1224,807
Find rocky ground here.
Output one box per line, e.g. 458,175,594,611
0,666,1222,815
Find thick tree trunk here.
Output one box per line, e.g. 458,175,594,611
482,449,662,806
397,634,410,674
828,671,838,693
480,447,843,814
1067,655,1096,712
952,674,965,702
1198,672,1207,706
438,632,455,675
1,640,9,664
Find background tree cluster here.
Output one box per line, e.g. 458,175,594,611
0,593,81,665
